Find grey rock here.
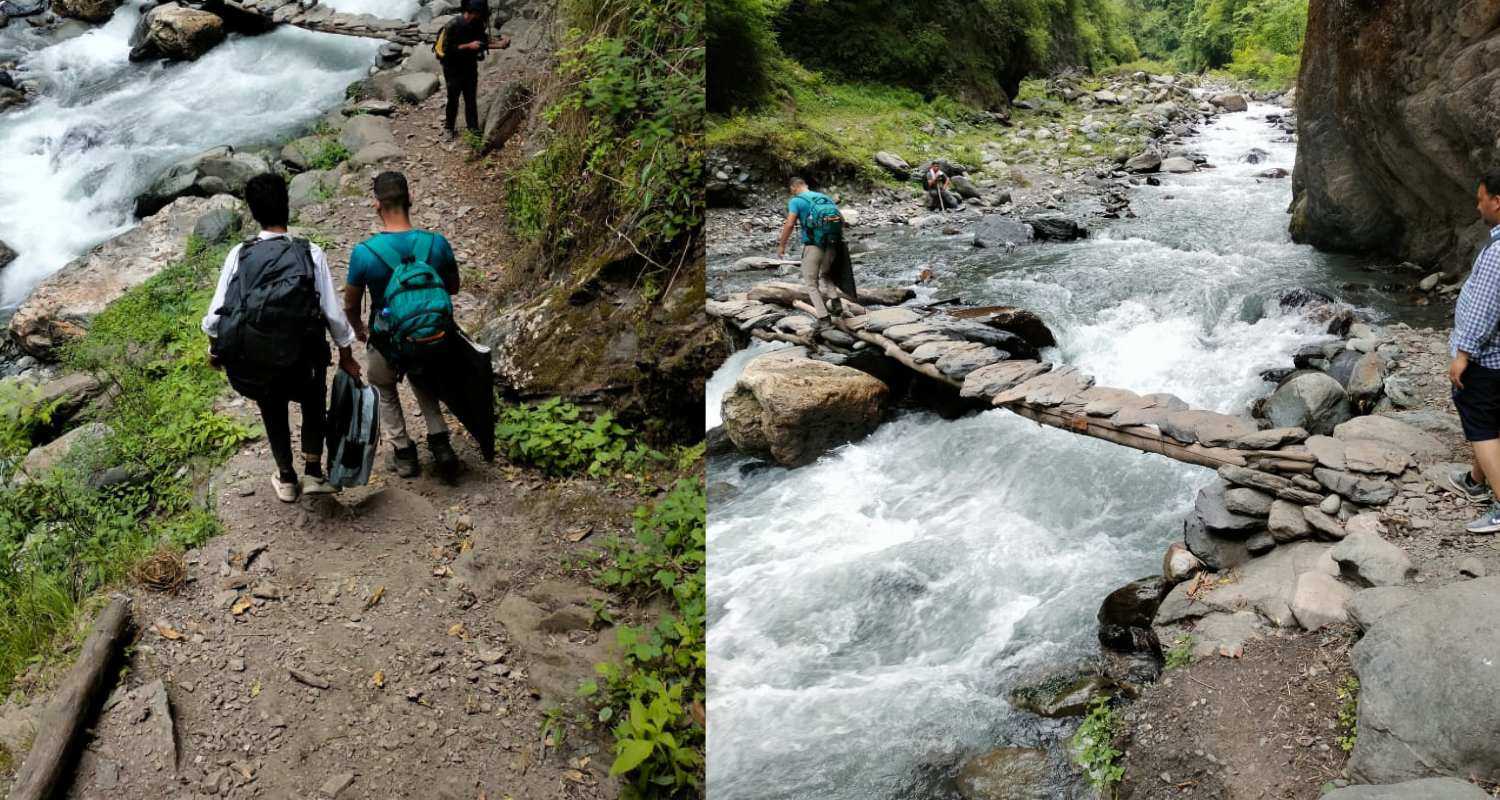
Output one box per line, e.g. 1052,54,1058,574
1224,487,1274,516
351,141,404,167
1305,434,1347,470
1349,578,1500,784
392,71,439,103
1291,570,1352,630
1320,494,1342,514
721,350,888,468
1268,499,1312,542
1263,372,1352,435
1322,779,1490,800
1195,483,1263,535
1342,439,1411,475
1246,531,1277,555
1315,467,1396,505
1348,586,1418,631
191,207,241,244
0,239,16,270
1331,529,1414,587
288,169,334,210
1158,409,1255,447
873,151,910,180
338,115,397,153
1332,415,1446,462
1302,505,1346,540
1346,352,1388,405
1183,511,1250,571
1160,156,1196,173
1232,426,1308,449
960,361,1051,399
955,746,1049,800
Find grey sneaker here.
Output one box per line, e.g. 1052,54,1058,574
1448,468,1492,502
1465,503,1500,534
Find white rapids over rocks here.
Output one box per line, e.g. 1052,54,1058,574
706,106,1386,799
0,0,411,309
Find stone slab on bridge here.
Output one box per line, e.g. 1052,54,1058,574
209,0,430,44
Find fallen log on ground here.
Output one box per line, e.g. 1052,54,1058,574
8,595,133,800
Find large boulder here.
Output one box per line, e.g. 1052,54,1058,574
1097,575,1166,654
392,72,439,103
1290,0,1500,271
133,146,269,218
127,3,225,62
1025,215,1086,242
720,350,888,467
874,151,910,180
1323,779,1490,800
11,196,244,359
1210,93,1248,112
1262,371,1352,435
1349,577,1500,784
338,115,397,154
51,0,117,22
1331,525,1414,587
480,81,532,153
16,422,109,482
0,239,15,270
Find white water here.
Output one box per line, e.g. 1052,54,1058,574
0,0,410,309
707,107,1359,799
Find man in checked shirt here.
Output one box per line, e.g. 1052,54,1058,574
1447,171,1500,532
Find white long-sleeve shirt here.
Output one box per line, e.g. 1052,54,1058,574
201,231,356,348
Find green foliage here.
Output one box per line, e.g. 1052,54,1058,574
1121,0,1304,87
507,0,703,273
494,397,668,478
773,0,1137,109
583,477,706,798
1336,676,1359,753
1072,695,1125,795
0,237,254,695
461,128,485,156
308,138,350,171
706,0,783,112
0,380,62,468
1164,635,1194,669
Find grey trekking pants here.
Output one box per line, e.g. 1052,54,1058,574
800,244,839,319
366,344,449,449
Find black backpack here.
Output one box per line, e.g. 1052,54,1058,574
213,237,326,399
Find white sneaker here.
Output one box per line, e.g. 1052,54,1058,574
299,474,339,495
271,475,300,503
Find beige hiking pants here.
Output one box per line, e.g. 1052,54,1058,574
365,345,448,449
800,244,839,319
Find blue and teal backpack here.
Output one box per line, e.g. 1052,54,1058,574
361,232,453,369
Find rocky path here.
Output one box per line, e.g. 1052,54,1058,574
1115,324,1500,799
60,398,634,800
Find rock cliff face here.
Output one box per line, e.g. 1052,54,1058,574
1291,1,1500,272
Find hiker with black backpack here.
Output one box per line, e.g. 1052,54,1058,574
202,173,361,503
433,0,509,142
777,176,848,323
343,171,463,482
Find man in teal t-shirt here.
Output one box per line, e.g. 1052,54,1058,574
776,176,845,321
343,171,462,479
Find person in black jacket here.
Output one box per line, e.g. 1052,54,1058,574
436,0,506,140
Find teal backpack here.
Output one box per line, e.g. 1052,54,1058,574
361,232,453,368
799,191,844,248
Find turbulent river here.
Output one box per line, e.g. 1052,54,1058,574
0,0,410,309
705,107,1426,799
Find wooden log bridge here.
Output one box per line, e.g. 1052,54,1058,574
207,0,430,45
707,280,1326,476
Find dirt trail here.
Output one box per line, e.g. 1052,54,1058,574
62,397,634,799
52,20,640,798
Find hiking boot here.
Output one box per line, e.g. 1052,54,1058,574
442,127,457,142
388,443,420,478
271,475,300,503
299,473,339,495
1448,468,1492,502
1466,502,1500,534
428,431,459,485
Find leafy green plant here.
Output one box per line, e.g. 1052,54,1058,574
308,139,350,171
0,380,63,466
1072,695,1125,796
1336,676,1359,753
494,397,667,478
0,236,253,694
580,477,705,798
461,128,485,156
507,0,703,271
1164,635,1194,669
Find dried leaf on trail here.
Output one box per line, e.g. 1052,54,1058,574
155,622,183,640
371,670,385,688
364,585,385,609
231,596,254,616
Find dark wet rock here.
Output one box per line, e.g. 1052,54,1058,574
1241,148,1270,164
1009,671,1119,718
0,239,15,270
133,145,270,218
1024,214,1085,242
1315,467,1396,506
191,206,242,244
1097,576,1166,654
955,746,1050,800
1184,510,1250,571
1194,482,1263,536
1258,167,1289,179
1277,286,1336,309
52,0,118,21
